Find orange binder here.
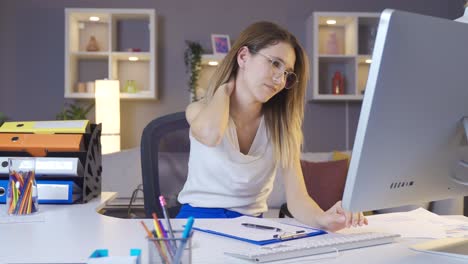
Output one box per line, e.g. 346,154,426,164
0,133,83,157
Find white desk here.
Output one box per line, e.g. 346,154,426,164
0,192,467,264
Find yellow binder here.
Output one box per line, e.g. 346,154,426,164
0,120,89,134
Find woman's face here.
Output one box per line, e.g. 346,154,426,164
241,41,296,103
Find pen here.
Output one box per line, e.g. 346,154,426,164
159,195,177,250
152,213,172,261
140,221,170,264
241,223,282,232
173,216,195,264
158,219,176,259
273,232,308,240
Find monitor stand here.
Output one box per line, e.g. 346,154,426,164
452,117,468,185
410,238,468,259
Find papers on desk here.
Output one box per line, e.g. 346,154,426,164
338,208,468,239
193,216,327,245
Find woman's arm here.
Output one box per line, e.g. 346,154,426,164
283,159,368,232
186,78,235,146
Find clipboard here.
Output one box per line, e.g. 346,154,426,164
0,120,89,134
192,216,327,245
0,133,83,156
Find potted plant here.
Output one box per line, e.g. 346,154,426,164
184,41,203,102
56,102,94,120
0,112,7,126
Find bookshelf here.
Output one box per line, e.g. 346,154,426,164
307,12,380,101
65,8,157,100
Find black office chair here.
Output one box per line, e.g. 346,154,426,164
141,112,190,218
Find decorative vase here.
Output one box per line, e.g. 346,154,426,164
331,71,345,95
86,81,95,93
76,82,86,93
86,36,100,52
124,80,137,93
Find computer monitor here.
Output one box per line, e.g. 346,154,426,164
342,9,468,212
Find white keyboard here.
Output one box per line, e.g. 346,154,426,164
225,232,400,263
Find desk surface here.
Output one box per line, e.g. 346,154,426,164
0,193,467,264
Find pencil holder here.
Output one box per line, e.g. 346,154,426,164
6,158,38,215
147,230,193,264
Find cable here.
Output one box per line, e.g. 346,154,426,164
127,184,144,218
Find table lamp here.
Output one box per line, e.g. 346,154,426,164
95,79,120,154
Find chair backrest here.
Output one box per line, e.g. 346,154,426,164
141,112,190,218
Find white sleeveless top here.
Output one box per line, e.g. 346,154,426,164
177,116,277,216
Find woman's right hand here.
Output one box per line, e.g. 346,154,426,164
319,201,368,232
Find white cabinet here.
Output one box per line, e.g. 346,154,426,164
65,8,157,99
307,12,380,101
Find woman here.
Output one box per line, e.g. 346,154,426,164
177,21,367,231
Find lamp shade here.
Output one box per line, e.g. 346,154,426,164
95,79,120,154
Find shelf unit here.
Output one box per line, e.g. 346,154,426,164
188,54,225,101
307,12,380,101
65,8,157,99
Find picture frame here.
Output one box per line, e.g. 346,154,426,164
211,34,231,55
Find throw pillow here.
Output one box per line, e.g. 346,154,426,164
300,159,349,211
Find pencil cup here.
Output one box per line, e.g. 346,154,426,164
7,158,38,215
147,230,193,264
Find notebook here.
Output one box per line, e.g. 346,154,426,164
192,216,327,245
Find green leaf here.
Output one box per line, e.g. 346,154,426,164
56,102,94,120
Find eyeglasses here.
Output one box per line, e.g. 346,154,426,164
255,52,298,89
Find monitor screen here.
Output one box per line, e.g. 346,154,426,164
342,9,468,212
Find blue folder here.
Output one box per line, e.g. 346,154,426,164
0,180,7,203
0,180,81,204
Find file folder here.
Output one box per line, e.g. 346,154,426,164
0,157,83,176
0,180,7,203
0,120,89,134
36,180,82,204
0,133,83,156
0,180,82,204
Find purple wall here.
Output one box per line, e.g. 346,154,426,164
0,0,465,151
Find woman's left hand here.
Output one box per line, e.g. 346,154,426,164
320,201,368,232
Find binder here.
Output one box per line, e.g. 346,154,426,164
0,133,83,156
193,216,327,245
36,180,82,204
0,180,7,203
0,123,102,204
0,120,89,134
0,157,83,176
0,179,82,204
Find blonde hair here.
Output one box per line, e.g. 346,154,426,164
204,21,309,168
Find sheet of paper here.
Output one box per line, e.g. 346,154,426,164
193,216,315,241
338,207,468,239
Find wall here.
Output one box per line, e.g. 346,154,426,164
0,0,465,151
